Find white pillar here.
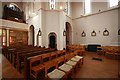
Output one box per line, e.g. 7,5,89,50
38,36,42,46
7,29,9,46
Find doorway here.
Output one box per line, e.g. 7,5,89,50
66,22,72,45
49,32,57,49
30,25,34,46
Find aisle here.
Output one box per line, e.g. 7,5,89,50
2,55,24,79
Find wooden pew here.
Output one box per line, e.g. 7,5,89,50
28,50,65,79
44,60,66,80
17,48,53,71
29,55,45,80
28,50,84,80
57,56,73,79
16,48,47,68
23,48,56,79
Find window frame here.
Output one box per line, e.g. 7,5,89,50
49,0,56,10
108,0,118,8
84,0,91,15
1,29,7,47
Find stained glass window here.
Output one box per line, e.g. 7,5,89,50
49,0,55,10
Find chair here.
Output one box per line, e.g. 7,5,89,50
30,55,45,79
74,50,85,56
44,61,66,80
57,51,63,57
65,53,77,72
41,53,51,63
57,56,73,78
50,52,57,60
74,55,84,64
97,46,104,55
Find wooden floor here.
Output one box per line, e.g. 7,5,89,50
1,52,119,79
74,52,119,79
1,55,24,79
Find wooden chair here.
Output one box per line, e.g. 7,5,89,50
60,50,66,56
97,46,104,55
65,54,71,62
41,53,51,63
56,56,65,68
103,46,119,59
57,56,73,79
57,51,63,57
50,52,57,60
44,61,66,80
74,50,85,56
30,55,45,79
65,53,78,72
73,52,84,65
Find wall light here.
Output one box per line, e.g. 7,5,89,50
63,29,66,36
60,6,63,10
38,28,42,36
91,30,96,36
103,28,109,36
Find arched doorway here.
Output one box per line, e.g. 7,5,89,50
48,32,57,49
66,22,72,45
30,25,34,46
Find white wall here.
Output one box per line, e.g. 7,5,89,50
73,9,118,46
26,12,41,46
1,19,29,30
91,2,108,13
45,11,59,48
26,9,67,50
72,2,83,18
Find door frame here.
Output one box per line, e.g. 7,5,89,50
48,32,57,49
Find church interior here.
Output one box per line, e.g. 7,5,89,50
0,0,120,79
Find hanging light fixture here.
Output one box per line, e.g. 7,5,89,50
81,31,86,37
103,28,109,36
63,29,66,36
38,28,42,36
91,30,96,36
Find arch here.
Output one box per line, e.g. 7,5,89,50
9,3,21,12
65,22,72,45
48,32,57,49
3,3,24,22
29,25,35,46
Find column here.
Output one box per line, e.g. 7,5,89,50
7,29,9,47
